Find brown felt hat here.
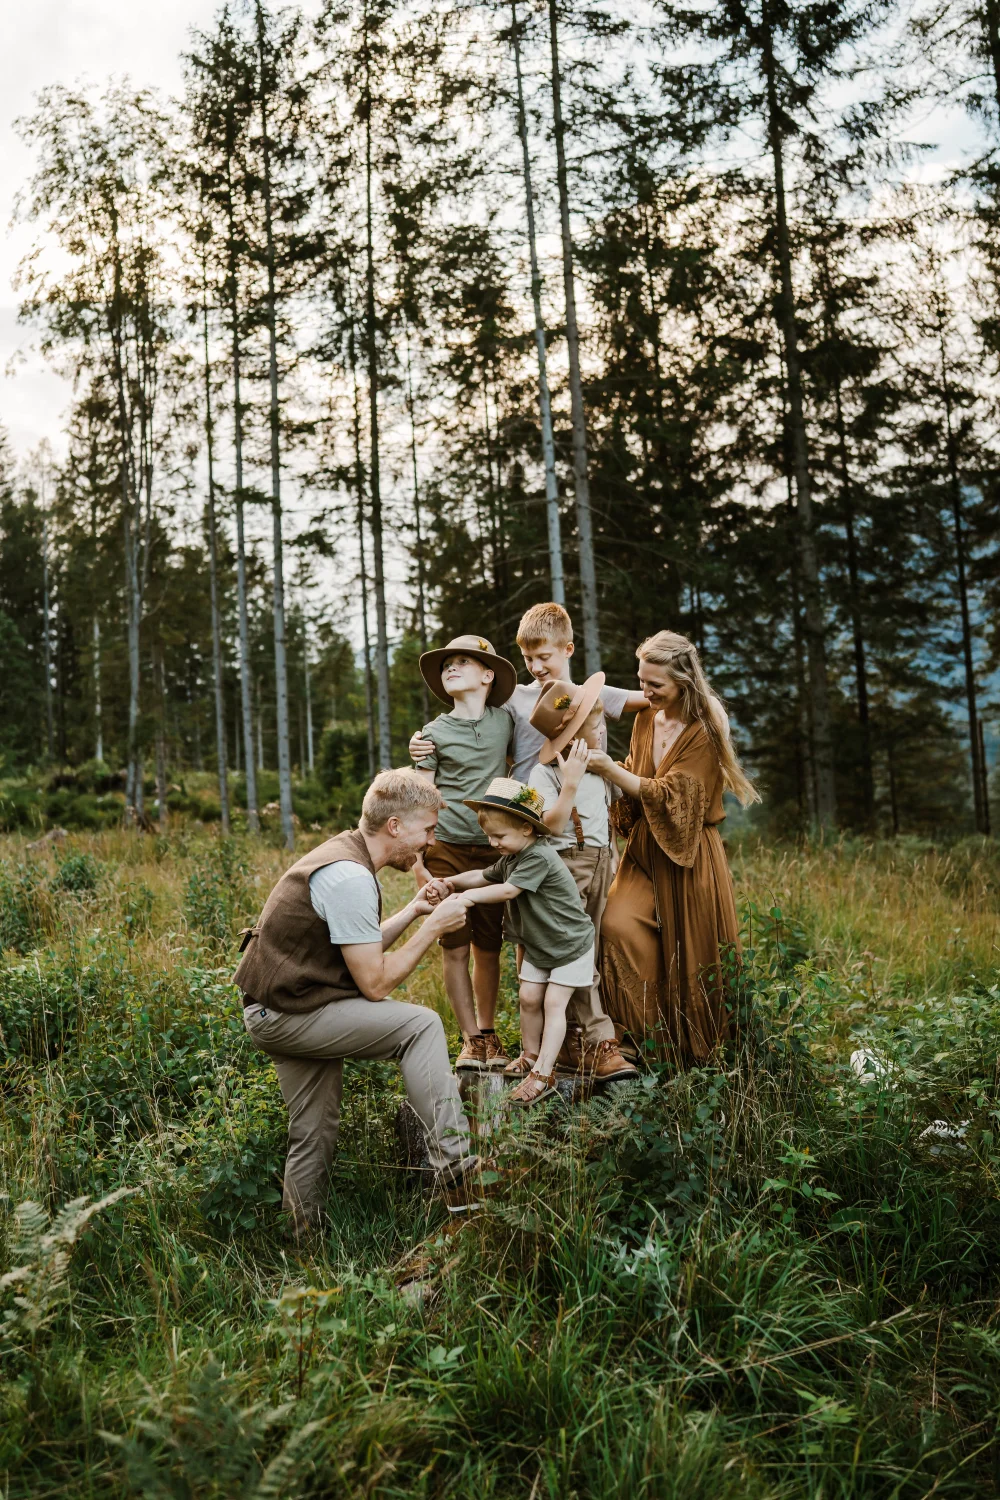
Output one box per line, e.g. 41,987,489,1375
419,634,517,708
463,776,548,832
530,673,606,764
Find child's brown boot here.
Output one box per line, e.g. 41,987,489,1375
554,1024,586,1075
584,1039,639,1082
481,1032,510,1070
456,1035,490,1071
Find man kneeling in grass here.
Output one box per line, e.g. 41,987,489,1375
235,769,481,1238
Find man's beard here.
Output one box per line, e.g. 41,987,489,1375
386,849,419,872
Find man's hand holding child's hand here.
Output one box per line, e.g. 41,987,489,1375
422,876,454,905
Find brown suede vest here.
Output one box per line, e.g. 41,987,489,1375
233,827,382,1013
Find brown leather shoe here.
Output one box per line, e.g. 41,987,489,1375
481,1032,511,1070
555,1024,586,1075
507,1069,557,1106
456,1035,490,1071
585,1039,639,1082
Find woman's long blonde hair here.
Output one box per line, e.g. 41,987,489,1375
637,630,760,807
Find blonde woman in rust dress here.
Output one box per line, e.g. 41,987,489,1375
588,631,759,1062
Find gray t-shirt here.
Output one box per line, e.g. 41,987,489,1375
309,861,382,947
414,705,514,844
505,681,629,782
484,839,594,968
528,762,618,850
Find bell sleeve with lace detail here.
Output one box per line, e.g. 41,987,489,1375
639,724,719,869
608,750,641,839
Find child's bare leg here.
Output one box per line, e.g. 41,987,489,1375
534,983,573,1077
471,945,500,1030
442,944,480,1038
518,981,546,1058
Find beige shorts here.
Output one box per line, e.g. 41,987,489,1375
519,944,595,990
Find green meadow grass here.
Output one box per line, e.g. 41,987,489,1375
1,828,999,1497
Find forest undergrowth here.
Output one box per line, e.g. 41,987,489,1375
1,828,1000,1498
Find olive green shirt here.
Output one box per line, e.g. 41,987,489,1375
484,840,594,968
414,705,514,845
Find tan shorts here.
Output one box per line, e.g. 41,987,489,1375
424,841,505,952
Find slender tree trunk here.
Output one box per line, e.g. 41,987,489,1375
256,2,295,848
983,0,1000,115
225,152,259,832
201,249,230,835
511,0,564,603
303,621,314,774
156,653,168,832
547,0,600,669
362,4,392,769
832,380,874,827
762,19,836,827
404,328,430,721
940,344,985,830
351,333,378,777
256,678,264,770
40,502,54,760
93,616,103,763
886,728,900,835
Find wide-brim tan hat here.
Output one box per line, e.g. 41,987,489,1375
463,776,548,832
419,634,517,708
530,672,606,764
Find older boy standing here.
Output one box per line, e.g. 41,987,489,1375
527,676,637,1082
412,635,517,1071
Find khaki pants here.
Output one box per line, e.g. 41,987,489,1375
244,998,471,1224
558,844,616,1044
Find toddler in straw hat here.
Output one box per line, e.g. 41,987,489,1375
422,777,597,1106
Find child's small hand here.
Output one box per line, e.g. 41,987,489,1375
422,877,453,905
555,738,591,788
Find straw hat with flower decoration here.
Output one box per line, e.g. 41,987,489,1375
463,777,549,833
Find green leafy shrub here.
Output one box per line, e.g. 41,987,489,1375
51,852,101,894
184,840,255,949
0,861,45,954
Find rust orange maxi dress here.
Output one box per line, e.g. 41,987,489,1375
600,711,741,1062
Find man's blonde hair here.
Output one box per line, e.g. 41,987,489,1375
360,768,444,833
516,602,573,650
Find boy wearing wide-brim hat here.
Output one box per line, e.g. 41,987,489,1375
527,678,637,1084
422,778,597,1106
413,636,517,1072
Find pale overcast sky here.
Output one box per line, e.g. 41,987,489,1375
0,2,980,468
0,0,220,461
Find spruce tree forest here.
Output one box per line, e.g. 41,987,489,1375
2,0,997,842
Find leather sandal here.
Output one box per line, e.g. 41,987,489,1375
506,1069,558,1106
503,1051,538,1077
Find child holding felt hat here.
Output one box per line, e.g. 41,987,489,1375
526,677,638,1083
422,777,598,1105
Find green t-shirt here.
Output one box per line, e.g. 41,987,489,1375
484,840,594,969
414,705,514,845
